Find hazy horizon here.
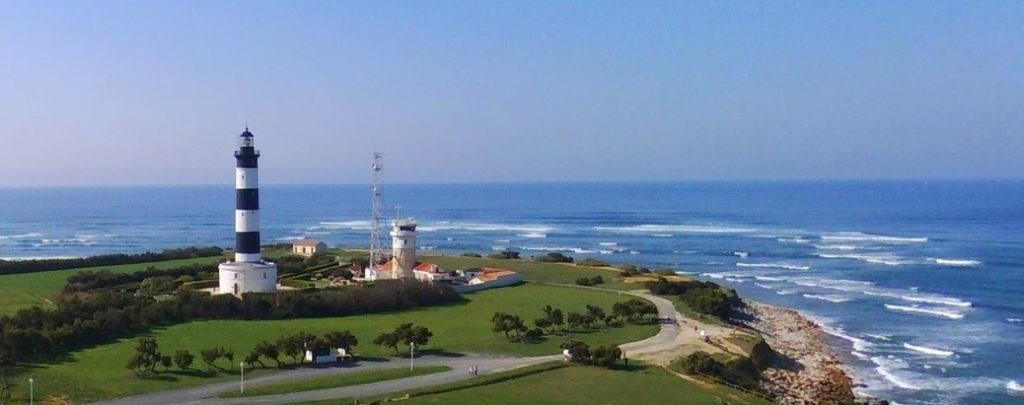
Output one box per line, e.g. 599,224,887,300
3,1,1022,187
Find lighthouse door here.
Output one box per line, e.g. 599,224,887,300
233,283,239,295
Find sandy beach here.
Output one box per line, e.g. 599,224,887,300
733,300,857,405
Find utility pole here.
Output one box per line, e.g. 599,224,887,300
28,377,33,405
240,362,245,394
410,342,415,371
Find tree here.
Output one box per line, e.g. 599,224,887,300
244,350,263,368
199,347,225,371
492,313,527,340
373,331,401,354
540,305,565,332
566,312,586,330
277,332,316,364
560,340,591,364
591,345,622,368
173,350,194,370
224,350,235,367
533,317,552,332
585,305,606,323
254,341,281,366
126,338,161,376
322,330,359,353
160,355,172,371
613,299,658,323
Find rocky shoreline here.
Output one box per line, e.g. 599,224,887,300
733,299,858,405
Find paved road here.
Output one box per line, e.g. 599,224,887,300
91,290,683,405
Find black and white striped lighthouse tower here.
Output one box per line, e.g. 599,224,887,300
218,127,277,295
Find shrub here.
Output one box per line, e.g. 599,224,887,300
653,268,677,276
577,258,610,267
574,277,593,286
670,352,763,392
589,275,604,285
487,250,521,260
461,252,482,258
591,344,622,368
560,340,591,363
534,252,574,263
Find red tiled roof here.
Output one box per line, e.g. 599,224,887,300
293,239,324,247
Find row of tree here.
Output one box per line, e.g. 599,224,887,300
491,300,657,343
559,340,622,368
0,246,223,276
127,324,434,377
64,263,218,294
0,279,458,366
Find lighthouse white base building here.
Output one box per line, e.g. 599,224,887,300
219,261,277,295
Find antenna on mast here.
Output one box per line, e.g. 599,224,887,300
368,152,386,278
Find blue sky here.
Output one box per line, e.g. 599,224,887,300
1,1,1022,186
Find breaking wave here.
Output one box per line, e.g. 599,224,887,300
821,232,928,244
931,258,982,267
803,294,853,303
815,252,912,266
884,304,965,320
1008,318,1023,323
736,262,810,271
1009,381,1024,393
520,245,594,254
519,232,547,238
753,283,775,290
872,356,922,390
903,343,954,357
898,295,971,308
593,224,756,234
0,232,44,240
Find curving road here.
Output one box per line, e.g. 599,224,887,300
91,290,690,405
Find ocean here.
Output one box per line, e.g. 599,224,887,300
0,181,1021,404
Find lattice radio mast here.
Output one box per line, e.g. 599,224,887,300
369,152,386,276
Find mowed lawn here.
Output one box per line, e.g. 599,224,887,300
0,256,225,315
426,256,633,290
15,284,658,403
399,364,772,405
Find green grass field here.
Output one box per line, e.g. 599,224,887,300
425,255,633,290
294,362,772,405
221,365,451,398
11,284,657,403
399,364,772,405
0,256,226,315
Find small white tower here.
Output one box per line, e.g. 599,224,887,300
390,217,417,279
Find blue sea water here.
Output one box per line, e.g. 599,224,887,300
0,181,1022,404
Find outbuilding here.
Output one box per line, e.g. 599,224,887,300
292,239,327,256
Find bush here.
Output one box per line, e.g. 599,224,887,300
461,253,482,258
653,268,677,276
574,277,593,286
487,250,521,260
577,258,610,267
591,344,622,368
589,275,604,285
534,252,573,263
670,352,763,392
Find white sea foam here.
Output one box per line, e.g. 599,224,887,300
598,242,618,247
822,232,928,244
821,324,874,352
899,295,971,308
803,294,852,303
733,251,748,258
851,351,870,360
903,343,954,357
598,250,614,255
629,250,640,255
651,233,674,238
491,246,506,251
1008,380,1024,393
865,334,892,341
520,246,593,254
776,289,797,295
519,232,547,238
753,275,786,282
1007,318,1023,323
884,304,965,320
0,232,44,240
930,258,982,267
495,239,511,243
736,262,811,271
753,283,775,290
815,252,912,266
594,224,756,234
777,237,811,244
724,277,746,283
703,273,726,279
275,236,306,241
814,244,861,251
312,220,373,230
871,356,922,390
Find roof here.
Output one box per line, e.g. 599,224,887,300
240,127,254,137
293,239,324,247
474,268,518,281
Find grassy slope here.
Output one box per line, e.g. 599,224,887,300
0,256,225,315
14,284,657,403
221,366,451,398
425,255,633,290
295,362,771,405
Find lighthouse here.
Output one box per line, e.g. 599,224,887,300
390,217,417,279
218,127,277,295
